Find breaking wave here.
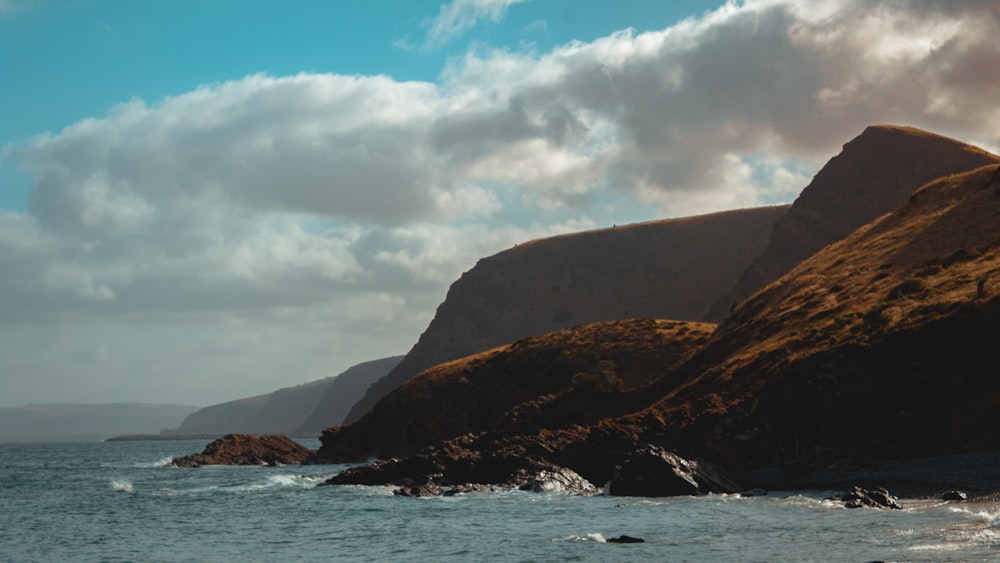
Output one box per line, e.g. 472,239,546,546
110,478,134,493
555,533,606,543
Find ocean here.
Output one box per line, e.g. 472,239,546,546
1,440,998,562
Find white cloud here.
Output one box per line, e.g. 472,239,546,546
424,0,529,49
3,0,1000,405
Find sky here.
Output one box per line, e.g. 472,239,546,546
1,0,999,408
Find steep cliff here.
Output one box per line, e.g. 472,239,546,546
344,206,787,423
650,163,1000,466
327,131,1000,494
296,356,403,434
706,124,1000,320
316,319,715,461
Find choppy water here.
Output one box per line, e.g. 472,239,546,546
1,440,998,562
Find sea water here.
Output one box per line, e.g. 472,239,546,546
1,441,998,562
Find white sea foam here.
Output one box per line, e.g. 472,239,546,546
908,542,964,552
556,533,606,543
135,456,173,468
110,478,134,493
217,473,327,493
949,506,1000,527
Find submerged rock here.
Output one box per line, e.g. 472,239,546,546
519,466,598,495
834,486,902,510
607,535,645,544
941,490,968,501
606,445,740,497
171,434,313,467
394,483,443,497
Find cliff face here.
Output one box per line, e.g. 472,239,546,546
652,163,1000,465
706,125,1000,320
344,206,788,423
174,356,400,436
325,129,1000,494
316,319,716,461
295,356,403,435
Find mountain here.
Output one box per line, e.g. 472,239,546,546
295,356,403,435
343,206,788,423
173,356,401,437
323,128,1000,495
706,124,1000,319
646,162,1000,470
374,162,1000,492
317,319,716,461
0,403,199,442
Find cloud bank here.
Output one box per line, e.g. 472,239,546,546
2,0,999,405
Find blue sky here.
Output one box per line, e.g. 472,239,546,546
1,0,998,408
0,0,716,211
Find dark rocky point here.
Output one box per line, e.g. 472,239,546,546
941,490,968,501
834,486,902,510
171,434,313,467
607,535,646,544
607,446,740,497
327,449,597,497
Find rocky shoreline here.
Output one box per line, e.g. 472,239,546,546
170,433,1000,510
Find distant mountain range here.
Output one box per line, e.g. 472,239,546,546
0,403,199,442
168,356,402,437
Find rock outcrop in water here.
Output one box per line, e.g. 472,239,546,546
171,434,314,467
606,445,740,497
327,441,599,497
323,126,1000,497
832,486,902,510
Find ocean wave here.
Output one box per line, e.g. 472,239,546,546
110,478,134,493
136,456,174,468
949,506,1000,528
555,533,606,543
157,473,328,496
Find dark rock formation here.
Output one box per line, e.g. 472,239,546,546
834,486,902,510
607,445,740,497
315,319,714,462
708,124,1000,319
519,466,598,494
607,535,646,544
171,434,313,467
942,490,968,501
327,447,598,497
344,206,788,423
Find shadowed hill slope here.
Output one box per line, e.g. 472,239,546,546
296,356,403,435
343,207,788,424
174,356,400,436
648,163,1000,464
707,124,1000,320
316,319,715,461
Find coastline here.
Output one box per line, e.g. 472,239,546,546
744,448,1000,502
